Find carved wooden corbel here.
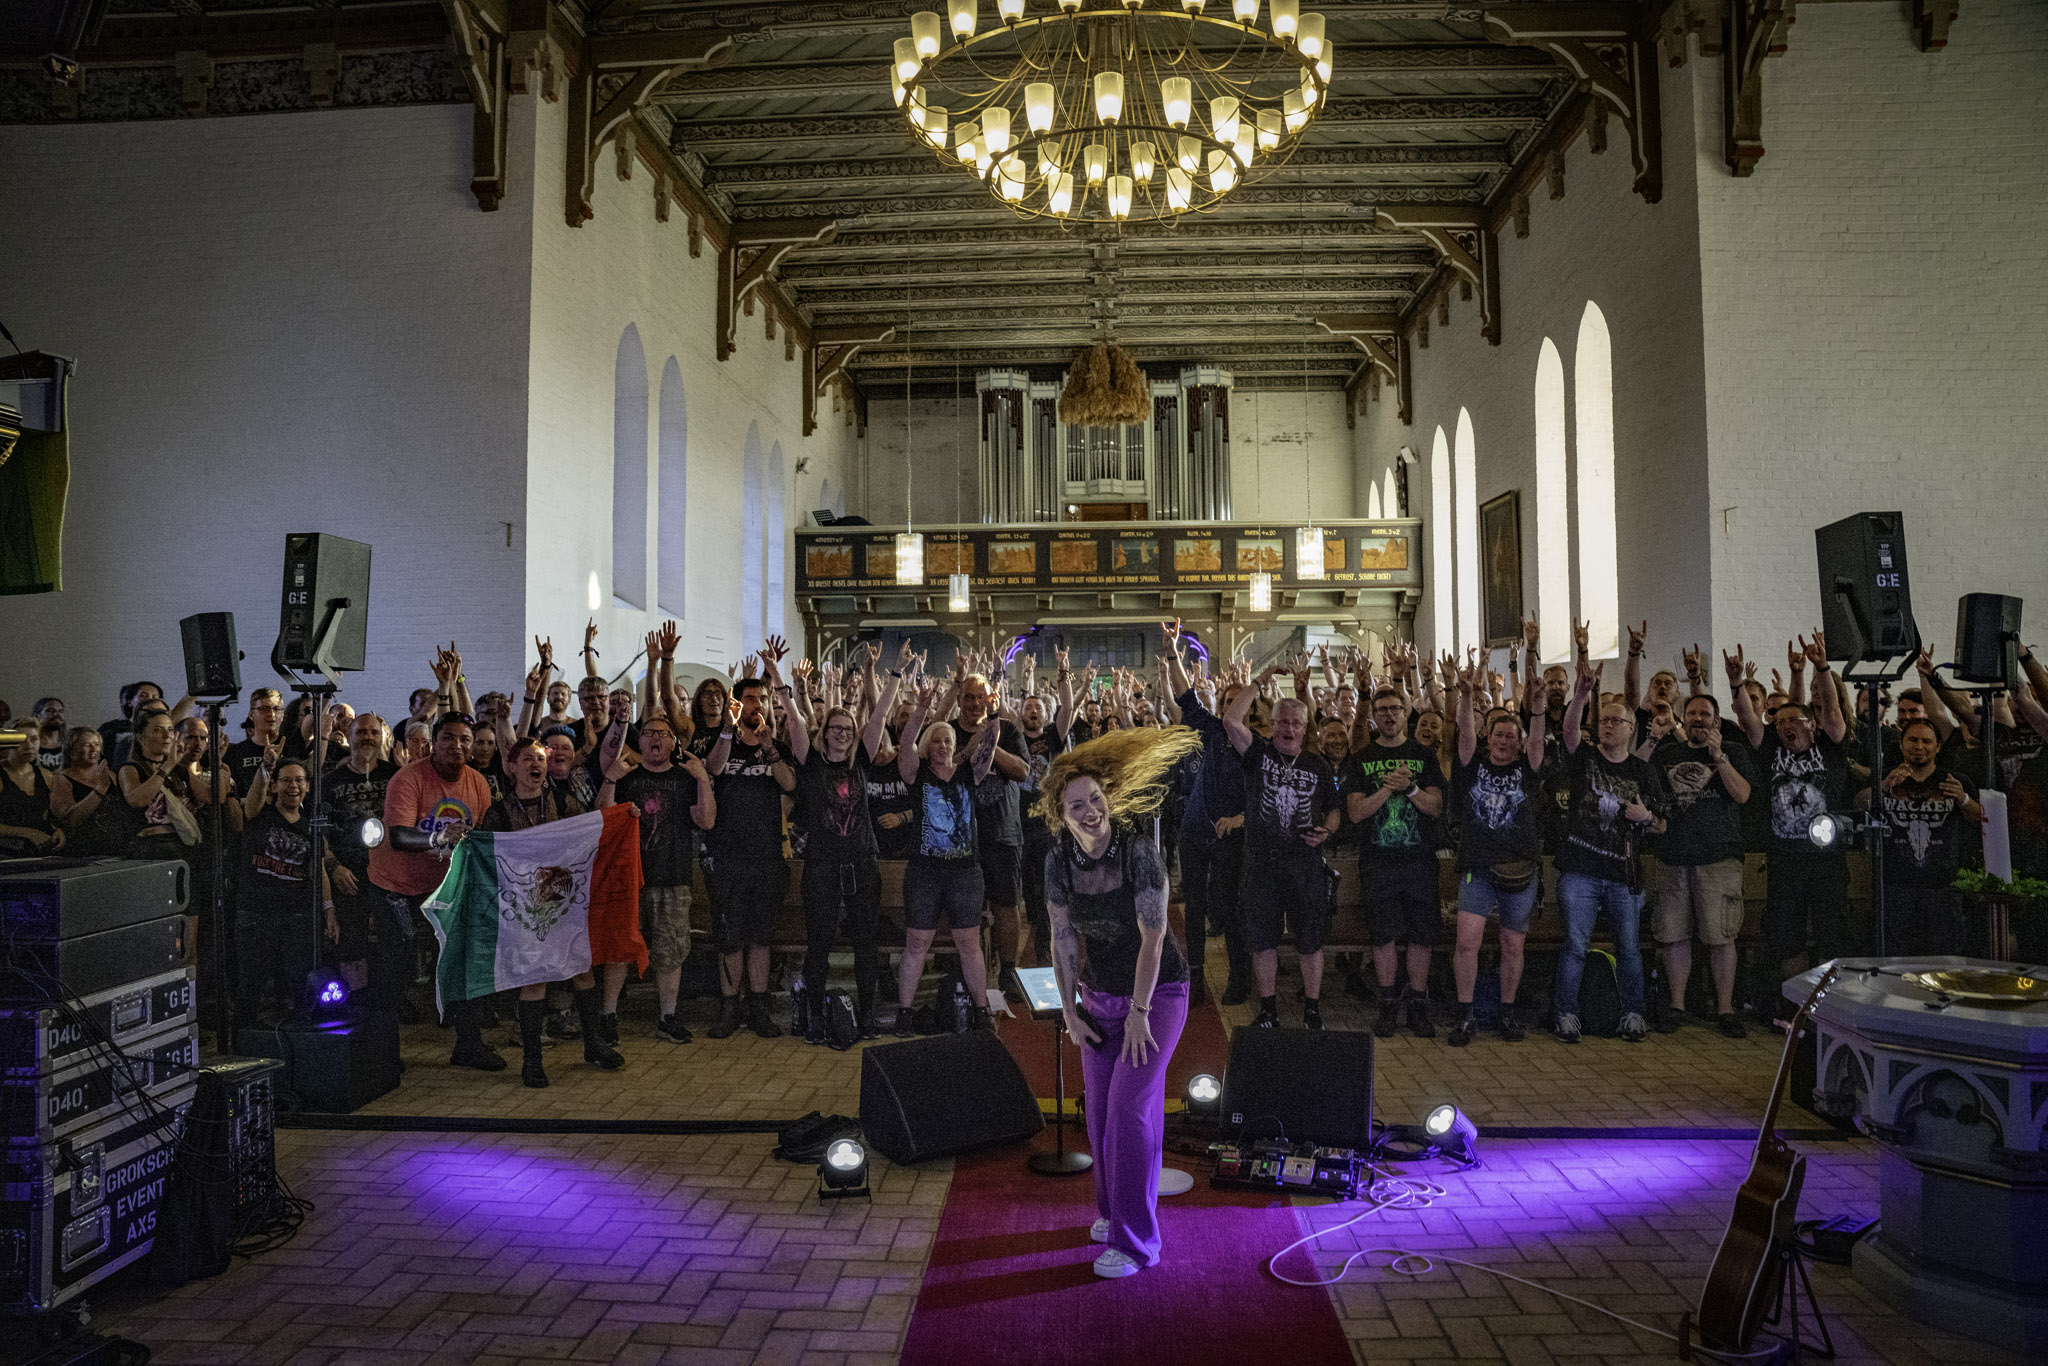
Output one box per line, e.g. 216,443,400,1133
1317,313,1408,424
1510,193,1531,238
304,43,339,108
1547,147,1566,199
173,50,212,116
717,220,837,361
1376,207,1502,345
1915,1,1957,52
1723,0,1793,176
505,0,567,102
565,30,735,227
440,0,509,210
804,324,894,437
1485,4,1664,203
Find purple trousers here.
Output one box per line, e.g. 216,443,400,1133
1079,980,1190,1267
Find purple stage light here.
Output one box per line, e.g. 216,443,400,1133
317,978,347,1006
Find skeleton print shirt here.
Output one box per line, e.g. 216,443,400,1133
1239,737,1339,859
1453,753,1544,870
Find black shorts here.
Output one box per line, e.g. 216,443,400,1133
1240,850,1333,956
712,858,788,953
904,858,985,932
979,840,1022,908
1368,857,1441,949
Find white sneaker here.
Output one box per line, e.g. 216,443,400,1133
1092,1247,1140,1279
1619,1012,1648,1043
1090,1218,1109,1243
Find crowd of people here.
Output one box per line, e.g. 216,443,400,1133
4,612,2043,1076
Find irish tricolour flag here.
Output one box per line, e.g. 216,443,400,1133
423,806,648,1006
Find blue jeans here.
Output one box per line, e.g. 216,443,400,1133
1555,872,1645,1019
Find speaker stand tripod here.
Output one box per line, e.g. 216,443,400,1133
1028,1014,1092,1177
1761,1238,1837,1361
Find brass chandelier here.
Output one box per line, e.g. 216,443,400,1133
892,0,1332,226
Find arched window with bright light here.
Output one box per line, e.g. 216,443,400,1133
612,325,649,609
1430,426,1453,654
1534,338,1571,665
740,423,764,647
1574,300,1619,658
1383,467,1397,519
1367,479,1383,519
1454,408,1480,657
765,440,788,639
657,357,687,616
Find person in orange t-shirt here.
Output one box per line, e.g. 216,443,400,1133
368,714,499,1069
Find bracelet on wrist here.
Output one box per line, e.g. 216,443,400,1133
1131,1001,1151,1014
523,695,541,705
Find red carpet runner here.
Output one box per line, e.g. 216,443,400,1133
897,995,1355,1366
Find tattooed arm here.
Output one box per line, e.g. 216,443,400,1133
1046,872,1100,1048
1122,838,1170,1069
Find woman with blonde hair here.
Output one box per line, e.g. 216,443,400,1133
1036,723,1202,1279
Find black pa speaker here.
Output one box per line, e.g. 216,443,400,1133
1219,1026,1375,1149
1814,512,1920,674
858,1030,1043,1164
178,611,242,699
234,1016,399,1114
1954,593,2024,687
278,533,372,673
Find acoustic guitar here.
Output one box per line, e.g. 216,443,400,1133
1695,964,1839,1352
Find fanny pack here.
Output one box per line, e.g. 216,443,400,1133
1489,859,1540,894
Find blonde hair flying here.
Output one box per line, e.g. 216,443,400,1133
1035,725,1203,837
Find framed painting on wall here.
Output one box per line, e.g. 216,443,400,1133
1480,491,1523,648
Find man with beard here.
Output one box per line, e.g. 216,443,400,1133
325,711,399,998
601,714,716,1043
948,660,1032,993
1223,660,1342,1030
1650,694,1754,1037
702,645,798,1039
1161,628,1252,1004
1871,719,1980,955
1732,636,1849,979
1346,688,1446,1040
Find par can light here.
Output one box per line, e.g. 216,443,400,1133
819,1137,870,1199
1186,1073,1222,1117
1422,1103,1479,1165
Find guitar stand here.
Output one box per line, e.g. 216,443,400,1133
1762,1238,1837,1361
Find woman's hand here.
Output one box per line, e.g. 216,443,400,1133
1064,1007,1101,1049
332,865,360,896
1119,1009,1156,1068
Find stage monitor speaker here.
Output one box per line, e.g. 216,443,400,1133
1814,511,1920,678
278,532,371,673
1954,593,2024,687
1219,1026,1375,1150
0,858,189,944
234,1015,399,1114
178,611,242,699
859,1030,1043,1165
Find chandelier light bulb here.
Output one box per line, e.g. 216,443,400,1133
1283,86,1308,131
1232,0,1259,24
1181,0,1205,10
1120,0,1143,9
911,11,943,59
999,0,1024,18
895,532,925,586
1296,11,1325,58
1049,170,1075,215
1084,142,1108,184
1317,45,1334,82
1058,0,1082,10
949,0,977,39
997,156,1026,200
1209,95,1240,145
1234,121,1256,165
1296,526,1326,580
1256,107,1281,149
1025,81,1055,133
890,68,906,107
975,144,993,172
1129,139,1156,180
1038,143,1063,179
982,104,1011,154
1166,166,1192,211
955,118,980,164
1108,173,1133,219
1299,69,1318,107
921,108,949,148
1094,70,1124,124
1248,570,1273,611
1207,148,1236,192
1270,0,1298,39
948,573,972,612
894,37,921,81
1176,134,1201,172
1161,76,1192,128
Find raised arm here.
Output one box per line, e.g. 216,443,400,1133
761,637,808,768
1624,620,1647,711
581,618,602,681
1222,667,1262,754
898,680,937,787
1726,646,1764,748
1456,661,1479,767
1803,633,1847,744
1562,657,1598,754
1787,640,1808,708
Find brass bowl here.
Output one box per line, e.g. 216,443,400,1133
1903,969,2048,1004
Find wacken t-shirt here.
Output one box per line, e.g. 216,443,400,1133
1876,768,1976,888
1651,739,1753,867
324,758,399,875
1342,740,1443,863
1557,747,1668,883
1759,732,1849,858
1239,737,1339,859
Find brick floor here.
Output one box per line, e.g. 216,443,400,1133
85,950,2025,1365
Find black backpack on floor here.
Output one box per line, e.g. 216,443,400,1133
1577,949,1622,1038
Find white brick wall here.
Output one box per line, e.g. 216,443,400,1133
1697,0,2048,662
0,90,855,725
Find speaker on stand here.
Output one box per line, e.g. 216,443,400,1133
178,612,243,1055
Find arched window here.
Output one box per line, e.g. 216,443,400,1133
656,357,687,616
1575,301,1619,658
1367,479,1383,519
1430,426,1453,654
765,441,787,639
1383,468,1397,519
612,325,649,609
1534,338,1571,665
740,423,764,648
1454,408,1480,656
